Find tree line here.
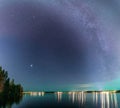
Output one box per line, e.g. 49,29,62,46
0,66,23,107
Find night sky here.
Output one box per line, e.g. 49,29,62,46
0,0,120,91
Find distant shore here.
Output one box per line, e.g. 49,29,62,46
23,90,120,94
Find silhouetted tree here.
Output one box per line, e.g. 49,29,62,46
0,66,23,107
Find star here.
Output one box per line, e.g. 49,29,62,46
30,64,33,68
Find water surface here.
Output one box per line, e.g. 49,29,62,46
11,91,120,108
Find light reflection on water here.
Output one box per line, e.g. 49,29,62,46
68,91,86,105
17,91,119,108
55,92,63,102
100,92,118,108
24,91,45,96
55,91,118,108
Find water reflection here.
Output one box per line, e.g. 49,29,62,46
16,91,119,108
93,92,98,104
68,92,86,105
55,92,63,102
54,91,118,108
30,92,44,96
24,92,45,96
100,92,118,108
0,93,23,108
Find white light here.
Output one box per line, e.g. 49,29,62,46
30,64,33,67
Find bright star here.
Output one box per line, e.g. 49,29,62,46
30,64,33,68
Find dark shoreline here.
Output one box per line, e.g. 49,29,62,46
23,90,120,94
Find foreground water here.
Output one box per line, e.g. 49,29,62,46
9,91,120,108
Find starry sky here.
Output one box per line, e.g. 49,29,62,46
0,0,120,91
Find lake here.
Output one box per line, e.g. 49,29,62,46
5,91,120,108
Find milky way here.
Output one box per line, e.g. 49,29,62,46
0,0,120,91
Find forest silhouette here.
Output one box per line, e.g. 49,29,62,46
0,66,23,107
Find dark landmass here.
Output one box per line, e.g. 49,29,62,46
0,66,23,107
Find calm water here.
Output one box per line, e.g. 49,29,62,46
7,92,120,108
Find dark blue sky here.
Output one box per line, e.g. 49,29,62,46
0,0,120,91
